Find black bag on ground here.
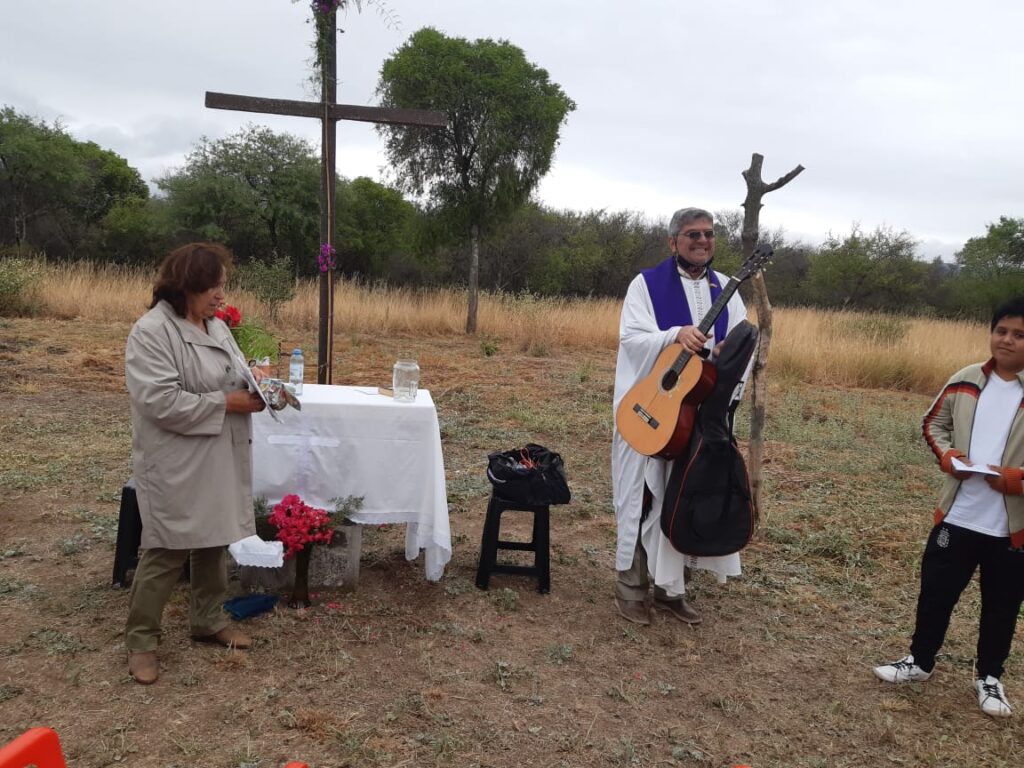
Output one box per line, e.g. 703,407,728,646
486,443,571,506
661,321,759,556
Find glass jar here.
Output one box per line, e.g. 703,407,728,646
392,359,420,402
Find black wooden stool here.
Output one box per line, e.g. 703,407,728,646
112,478,188,588
475,493,550,594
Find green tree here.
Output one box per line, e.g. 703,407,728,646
71,140,148,227
525,209,658,297
335,176,418,280
60,140,150,257
157,125,320,272
1,107,84,251
0,106,147,258
376,27,576,332
455,204,666,297
476,203,567,293
948,216,1024,317
804,224,931,312
956,216,1024,278
91,196,172,266
760,245,813,307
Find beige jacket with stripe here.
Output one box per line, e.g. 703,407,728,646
922,359,1024,547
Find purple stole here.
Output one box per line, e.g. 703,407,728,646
641,257,729,342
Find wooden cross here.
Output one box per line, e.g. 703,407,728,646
205,11,444,384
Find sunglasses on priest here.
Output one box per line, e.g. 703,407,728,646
675,230,715,241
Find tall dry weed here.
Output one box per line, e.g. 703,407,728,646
37,264,988,395
37,262,151,323
771,308,986,395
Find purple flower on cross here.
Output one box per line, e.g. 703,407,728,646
318,243,337,272
311,0,343,14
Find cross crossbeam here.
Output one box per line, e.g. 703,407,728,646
205,92,446,128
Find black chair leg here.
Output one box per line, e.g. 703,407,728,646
475,496,501,590
112,481,142,588
112,478,194,587
534,506,550,594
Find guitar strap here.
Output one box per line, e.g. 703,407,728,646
641,256,729,342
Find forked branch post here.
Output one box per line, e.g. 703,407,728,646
740,153,805,520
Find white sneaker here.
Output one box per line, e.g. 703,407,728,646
975,676,1012,717
873,654,933,683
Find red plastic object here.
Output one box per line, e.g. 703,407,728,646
283,763,309,768
0,728,67,768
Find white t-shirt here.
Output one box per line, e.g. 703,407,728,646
945,374,1023,536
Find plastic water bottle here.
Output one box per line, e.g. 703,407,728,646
288,348,304,396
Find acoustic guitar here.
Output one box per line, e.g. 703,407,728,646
616,243,773,459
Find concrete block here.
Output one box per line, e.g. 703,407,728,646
240,521,362,594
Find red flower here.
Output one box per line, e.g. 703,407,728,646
215,304,242,328
268,494,335,558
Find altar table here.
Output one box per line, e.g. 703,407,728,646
251,384,451,581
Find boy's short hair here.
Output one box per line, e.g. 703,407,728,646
991,297,1024,330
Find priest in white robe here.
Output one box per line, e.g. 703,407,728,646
612,207,748,626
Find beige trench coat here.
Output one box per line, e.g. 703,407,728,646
125,300,256,549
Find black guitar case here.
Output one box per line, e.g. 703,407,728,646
660,320,759,556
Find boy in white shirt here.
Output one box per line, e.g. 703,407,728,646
874,297,1024,717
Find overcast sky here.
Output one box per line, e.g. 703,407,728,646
3,0,1022,259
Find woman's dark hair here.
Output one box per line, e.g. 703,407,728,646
150,243,233,317
991,297,1024,330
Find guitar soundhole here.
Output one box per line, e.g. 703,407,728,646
661,370,678,390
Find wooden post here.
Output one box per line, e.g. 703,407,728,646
740,153,804,520
318,16,337,384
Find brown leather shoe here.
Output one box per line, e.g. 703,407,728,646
128,651,159,684
192,625,251,649
653,597,703,625
615,596,651,626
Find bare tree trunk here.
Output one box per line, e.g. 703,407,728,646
466,221,480,334
740,153,804,521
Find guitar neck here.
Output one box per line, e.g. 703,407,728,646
696,275,741,336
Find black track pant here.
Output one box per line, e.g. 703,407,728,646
910,523,1024,679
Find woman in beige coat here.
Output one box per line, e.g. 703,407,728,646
124,242,266,685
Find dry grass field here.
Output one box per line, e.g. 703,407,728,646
1,269,1020,767
29,262,985,395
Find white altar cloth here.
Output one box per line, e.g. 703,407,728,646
251,384,451,581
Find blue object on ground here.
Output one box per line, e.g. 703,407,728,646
223,593,279,619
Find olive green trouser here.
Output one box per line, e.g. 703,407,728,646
125,546,229,652
615,527,676,603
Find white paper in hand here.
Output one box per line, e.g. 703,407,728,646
228,535,284,568
233,353,280,422
951,457,1000,476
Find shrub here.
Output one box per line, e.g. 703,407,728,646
233,254,296,321
480,337,499,357
0,255,44,316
